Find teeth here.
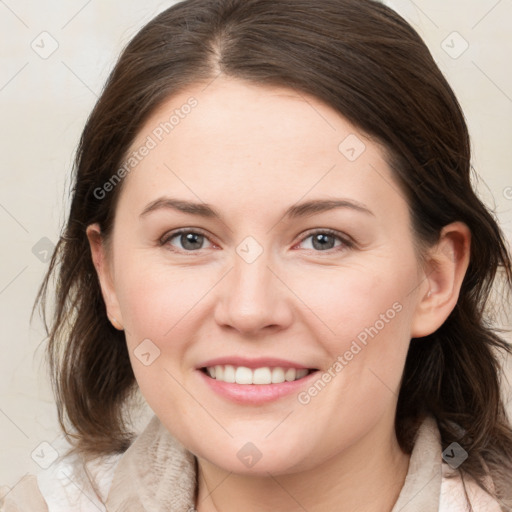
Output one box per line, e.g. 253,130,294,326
285,368,296,381
236,366,254,384
223,365,236,383
271,367,285,383
205,365,311,384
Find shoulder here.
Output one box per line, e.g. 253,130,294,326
440,463,504,512
1,476,47,512
0,451,122,512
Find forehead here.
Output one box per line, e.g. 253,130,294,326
118,77,406,223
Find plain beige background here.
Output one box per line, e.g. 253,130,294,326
1,0,511,488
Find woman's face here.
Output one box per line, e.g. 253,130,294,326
90,77,431,475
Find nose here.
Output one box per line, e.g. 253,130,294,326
214,250,293,336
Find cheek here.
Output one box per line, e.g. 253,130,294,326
118,265,199,414
298,261,414,342
299,259,417,394
115,252,207,341
114,258,217,397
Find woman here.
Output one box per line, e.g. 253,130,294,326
2,0,511,510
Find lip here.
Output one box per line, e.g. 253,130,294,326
197,356,316,370
197,367,320,405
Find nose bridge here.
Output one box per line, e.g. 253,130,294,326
215,241,291,333
234,249,272,301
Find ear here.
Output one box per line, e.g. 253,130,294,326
86,223,124,330
410,221,471,338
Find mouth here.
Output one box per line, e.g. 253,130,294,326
196,357,321,403
200,365,318,385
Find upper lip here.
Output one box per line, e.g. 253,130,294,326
197,357,318,370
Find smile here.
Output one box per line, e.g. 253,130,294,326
197,360,320,404
202,365,313,384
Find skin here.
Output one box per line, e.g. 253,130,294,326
87,76,470,512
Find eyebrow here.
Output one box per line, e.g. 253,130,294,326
139,197,375,220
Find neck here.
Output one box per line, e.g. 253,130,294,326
195,420,410,512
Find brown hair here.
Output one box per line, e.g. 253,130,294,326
34,0,512,508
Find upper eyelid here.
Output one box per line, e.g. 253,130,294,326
161,227,352,250
161,227,214,244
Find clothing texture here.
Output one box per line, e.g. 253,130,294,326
0,414,504,511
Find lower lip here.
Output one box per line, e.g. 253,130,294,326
197,369,320,404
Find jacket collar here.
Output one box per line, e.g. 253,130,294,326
391,415,441,511
106,415,197,511
106,415,441,511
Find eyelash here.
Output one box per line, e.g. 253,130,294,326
159,228,354,255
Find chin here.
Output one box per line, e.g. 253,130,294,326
191,435,320,476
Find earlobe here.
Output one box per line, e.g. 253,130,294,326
86,223,124,331
410,222,471,338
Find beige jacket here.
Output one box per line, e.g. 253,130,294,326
0,415,505,511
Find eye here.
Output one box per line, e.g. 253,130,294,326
296,229,352,253
160,229,214,252
160,228,353,254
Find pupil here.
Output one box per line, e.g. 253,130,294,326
313,233,333,251
183,233,202,250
